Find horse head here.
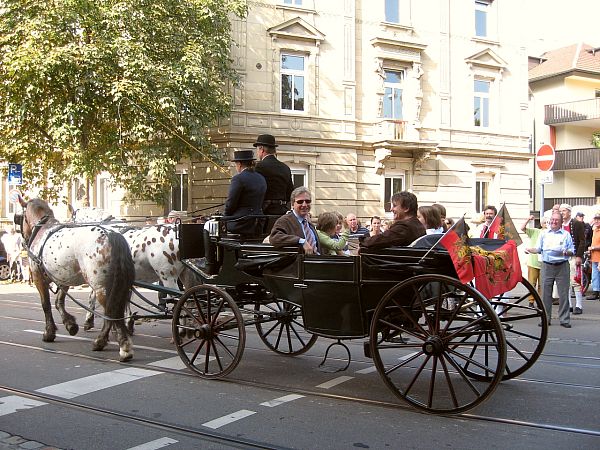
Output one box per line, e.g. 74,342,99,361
17,197,55,242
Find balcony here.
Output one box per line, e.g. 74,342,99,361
553,147,600,171
544,98,600,125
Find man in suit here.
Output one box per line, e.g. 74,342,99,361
223,149,267,235
269,186,320,255
360,191,425,251
254,134,294,215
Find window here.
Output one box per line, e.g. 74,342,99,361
595,179,600,197
383,70,404,119
475,1,489,38
385,0,400,23
291,168,307,189
281,54,305,112
384,175,404,212
595,89,600,98
283,0,302,5
170,172,188,211
474,79,490,127
97,177,109,210
475,180,489,213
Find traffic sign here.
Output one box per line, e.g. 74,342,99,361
536,144,555,171
8,163,23,185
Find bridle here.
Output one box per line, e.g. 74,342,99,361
14,203,51,248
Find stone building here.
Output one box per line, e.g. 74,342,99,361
1,0,532,226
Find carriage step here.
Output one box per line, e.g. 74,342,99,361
363,341,372,359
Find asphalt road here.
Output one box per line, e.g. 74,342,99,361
1,282,599,449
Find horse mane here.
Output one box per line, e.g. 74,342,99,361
27,198,55,221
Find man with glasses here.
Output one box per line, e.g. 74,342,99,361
526,211,574,328
269,186,320,255
360,191,425,251
254,134,294,216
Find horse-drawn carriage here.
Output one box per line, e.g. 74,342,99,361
16,200,548,415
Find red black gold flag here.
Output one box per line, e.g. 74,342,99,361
440,218,474,284
487,204,523,246
471,239,522,299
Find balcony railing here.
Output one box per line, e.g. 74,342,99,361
543,197,597,211
544,98,600,125
553,147,600,171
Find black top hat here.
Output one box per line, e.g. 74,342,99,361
231,149,256,162
253,134,278,148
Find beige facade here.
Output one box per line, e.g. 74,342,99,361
193,0,532,226
529,43,600,213
1,0,533,226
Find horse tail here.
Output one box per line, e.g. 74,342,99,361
104,231,135,319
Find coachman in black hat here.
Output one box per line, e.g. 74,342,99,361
254,134,294,215
223,149,267,235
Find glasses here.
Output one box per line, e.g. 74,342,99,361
295,199,312,205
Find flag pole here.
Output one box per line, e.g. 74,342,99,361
418,213,466,264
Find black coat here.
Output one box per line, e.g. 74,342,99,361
223,169,267,234
360,216,426,251
255,155,294,215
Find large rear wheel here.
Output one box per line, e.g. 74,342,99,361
487,278,548,380
370,274,506,414
172,285,245,378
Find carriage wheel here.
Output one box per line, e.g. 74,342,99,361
254,300,318,356
370,274,506,414
172,285,245,378
0,262,10,281
484,278,548,381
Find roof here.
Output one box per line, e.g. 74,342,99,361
528,43,600,81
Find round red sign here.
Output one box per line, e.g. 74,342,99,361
536,144,555,171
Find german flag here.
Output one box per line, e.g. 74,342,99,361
440,217,474,284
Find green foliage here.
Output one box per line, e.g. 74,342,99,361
592,132,600,149
0,0,247,204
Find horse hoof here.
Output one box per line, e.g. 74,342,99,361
92,341,106,351
83,320,94,331
42,334,56,343
67,323,79,336
119,352,133,362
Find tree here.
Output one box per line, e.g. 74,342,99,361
0,0,247,204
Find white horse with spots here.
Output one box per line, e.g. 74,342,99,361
17,197,136,362
83,223,187,329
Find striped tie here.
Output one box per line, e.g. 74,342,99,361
302,219,317,253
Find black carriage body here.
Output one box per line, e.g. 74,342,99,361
180,224,458,339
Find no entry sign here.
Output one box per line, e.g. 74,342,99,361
536,144,555,171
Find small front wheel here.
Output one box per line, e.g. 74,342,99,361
172,285,245,378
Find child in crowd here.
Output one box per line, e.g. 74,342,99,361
316,212,350,255
418,206,444,234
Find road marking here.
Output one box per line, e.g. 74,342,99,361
355,366,377,374
315,376,354,389
260,394,304,407
0,395,46,417
36,367,162,399
202,410,256,429
125,437,178,450
400,352,419,361
24,330,178,354
147,356,188,370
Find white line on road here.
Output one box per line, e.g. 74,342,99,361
400,352,419,361
125,437,178,450
315,376,354,389
35,367,162,399
0,395,47,417
355,366,378,374
24,329,178,354
202,410,256,429
259,394,304,407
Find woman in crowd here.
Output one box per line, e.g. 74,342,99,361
417,205,444,234
316,212,350,255
369,215,382,236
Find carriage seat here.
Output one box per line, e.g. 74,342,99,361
409,233,445,249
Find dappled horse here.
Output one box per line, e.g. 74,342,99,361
82,223,190,330
17,197,136,361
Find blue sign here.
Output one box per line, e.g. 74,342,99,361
8,163,22,185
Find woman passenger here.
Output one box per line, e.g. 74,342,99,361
316,212,350,255
417,206,444,234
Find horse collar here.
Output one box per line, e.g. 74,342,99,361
27,214,50,246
